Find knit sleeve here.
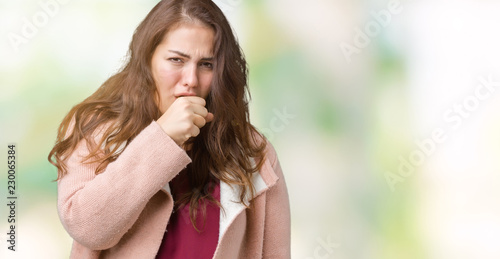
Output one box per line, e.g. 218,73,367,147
57,121,191,250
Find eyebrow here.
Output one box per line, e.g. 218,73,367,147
168,50,213,61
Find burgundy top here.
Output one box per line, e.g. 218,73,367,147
155,169,220,259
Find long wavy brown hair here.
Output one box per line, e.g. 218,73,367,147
48,0,267,231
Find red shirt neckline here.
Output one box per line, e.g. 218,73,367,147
155,169,220,259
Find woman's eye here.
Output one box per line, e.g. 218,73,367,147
201,62,213,69
169,58,182,63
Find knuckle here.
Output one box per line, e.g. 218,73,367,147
181,102,190,110
180,122,191,131
176,98,190,107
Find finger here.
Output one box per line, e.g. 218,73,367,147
190,104,209,118
205,112,214,123
181,96,206,106
190,125,201,138
192,114,207,128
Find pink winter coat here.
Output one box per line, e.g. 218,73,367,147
57,121,291,258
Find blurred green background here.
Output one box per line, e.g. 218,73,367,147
2,0,500,258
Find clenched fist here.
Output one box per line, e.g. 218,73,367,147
156,96,214,146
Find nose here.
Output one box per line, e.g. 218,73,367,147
181,64,198,88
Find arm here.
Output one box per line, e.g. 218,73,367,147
262,141,291,258
57,121,191,250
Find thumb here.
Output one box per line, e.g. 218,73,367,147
205,112,214,123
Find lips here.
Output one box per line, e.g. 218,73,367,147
175,92,197,98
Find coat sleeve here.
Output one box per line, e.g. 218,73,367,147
57,121,191,250
262,141,291,259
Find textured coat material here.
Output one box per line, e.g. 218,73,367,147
57,121,291,258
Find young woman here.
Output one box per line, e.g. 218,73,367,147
48,0,290,258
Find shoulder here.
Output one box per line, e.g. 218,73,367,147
63,114,118,140
249,129,278,163
249,129,282,179
63,116,119,158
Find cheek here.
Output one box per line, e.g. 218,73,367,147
153,65,180,112
154,66,179,91
200,73,213,98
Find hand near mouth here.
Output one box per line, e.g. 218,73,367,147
156,96,214,146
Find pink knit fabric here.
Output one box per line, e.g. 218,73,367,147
57,121,291,258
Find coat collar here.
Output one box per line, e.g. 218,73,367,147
218,157,279,242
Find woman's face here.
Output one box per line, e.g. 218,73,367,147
151,23,215,113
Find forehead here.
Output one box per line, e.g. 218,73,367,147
160,23,215,55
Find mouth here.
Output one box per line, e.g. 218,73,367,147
175,93,197,98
